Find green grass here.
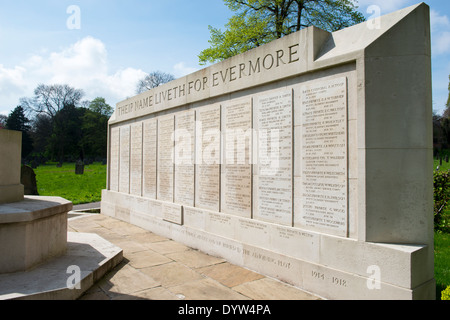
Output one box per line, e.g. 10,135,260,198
434,159,450,172
435,232,450,299
34,162,106,205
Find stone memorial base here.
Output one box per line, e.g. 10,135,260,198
0,232,123,300
102,191,435,300
0,196,72,274
0,185,24,205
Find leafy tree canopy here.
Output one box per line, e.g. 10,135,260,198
199,0,365,65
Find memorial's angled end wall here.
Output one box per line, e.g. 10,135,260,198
101,3,435,300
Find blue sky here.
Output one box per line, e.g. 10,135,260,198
0,0,449,116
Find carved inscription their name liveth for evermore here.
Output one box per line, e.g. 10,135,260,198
102,3,435,300
115,43,301,120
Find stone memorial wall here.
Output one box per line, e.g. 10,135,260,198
102,3,435,300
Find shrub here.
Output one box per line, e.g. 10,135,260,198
442,286,450,301
434,171,450,232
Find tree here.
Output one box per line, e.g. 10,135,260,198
136,71,175,94
199,0,365,65
443,75,450,118
5,106,34,158
48,102,85,162
80,98,112,159
30,114,53,155
87,97,114,117
0,115,7,129
20,84,85,121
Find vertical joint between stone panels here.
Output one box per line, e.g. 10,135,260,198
128,125,131,195
118,127,121,194
172,115,176,203
106,126,111,191
156,118,159,200
193,110,197,208
291,88,295,228
219,104,223,214
347,79,351,239
251,97,254,221
140,122,144,197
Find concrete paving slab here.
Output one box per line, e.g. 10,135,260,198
197,262,265,288
69,214,322,301
232,278,321,300
169,278,250,301
140,262,205,288
166,250,226,269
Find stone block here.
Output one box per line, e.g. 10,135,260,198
0,196,72,274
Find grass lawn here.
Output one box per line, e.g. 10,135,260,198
435,232,450,299
34,162,106,205
434,159,450,172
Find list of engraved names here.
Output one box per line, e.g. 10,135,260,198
298,77,348,236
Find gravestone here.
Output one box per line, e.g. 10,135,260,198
75,160,85,175
101,3,435,300
21,165,39,196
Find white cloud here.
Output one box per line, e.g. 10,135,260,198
433,32,450,55
355,0,412,14
173,62,198,78
430,10,450,56
0,36,147,113
431,9,450,32
0,64,27,98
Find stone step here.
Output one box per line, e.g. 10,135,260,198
0,232,123,300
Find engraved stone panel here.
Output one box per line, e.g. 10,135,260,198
174,110,195,206
143,119,157,199
119,125,130,194
196,105,221,211
162,202,183,225
221,98,253,218
254,90,293,226
109,127,120,192
296,77,348,236
157,115,175,202
130,122,143,196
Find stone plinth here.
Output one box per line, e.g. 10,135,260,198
0,196,72,274
0,130,24,204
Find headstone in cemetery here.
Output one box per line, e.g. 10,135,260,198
75,160,85,175
101,3,435,300
21,165,39,196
